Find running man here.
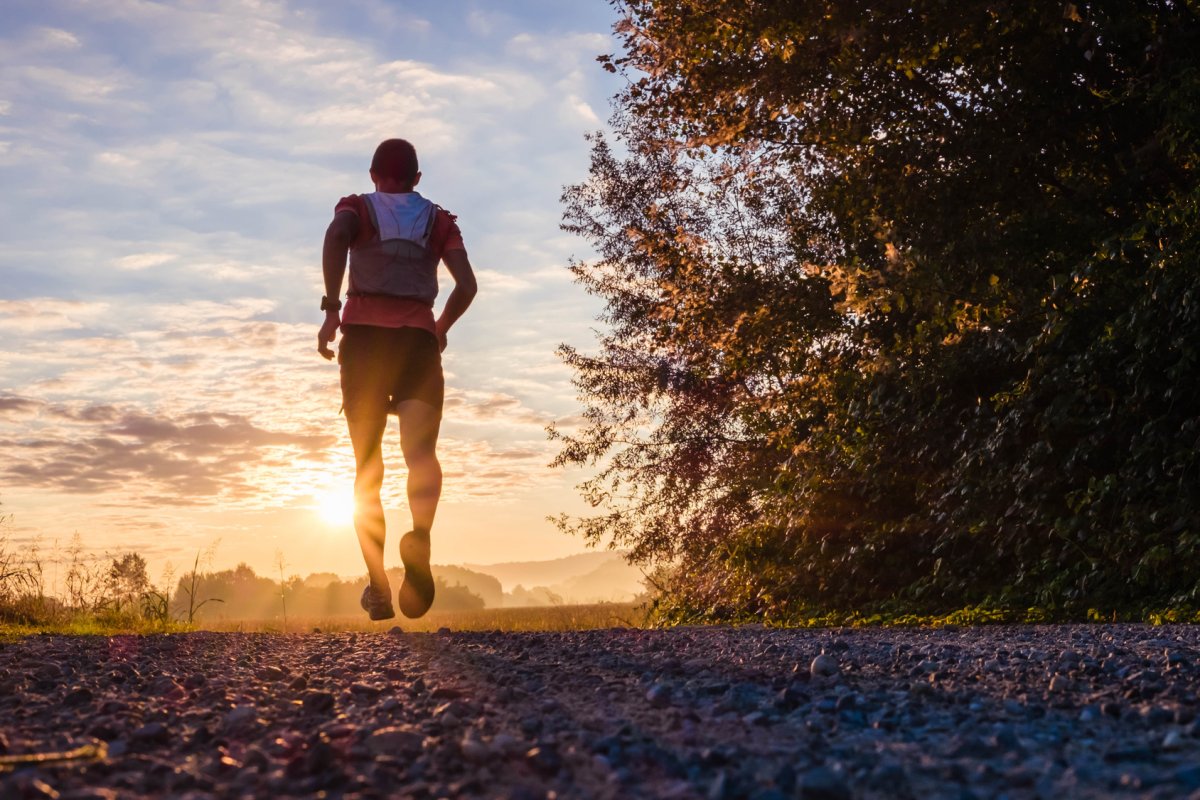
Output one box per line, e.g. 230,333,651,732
317,138,477,620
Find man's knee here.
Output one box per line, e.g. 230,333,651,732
401,444,439,471
354,462,384,497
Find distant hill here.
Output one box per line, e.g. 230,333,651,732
461,551,623,592
432,564,504,608
548,557,647,604
461,551,644,605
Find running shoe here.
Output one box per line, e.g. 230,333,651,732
398,529,435,618
360,583,396,621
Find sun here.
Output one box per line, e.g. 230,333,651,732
315,488,356,525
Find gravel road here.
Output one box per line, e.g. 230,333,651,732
2,625,1200,798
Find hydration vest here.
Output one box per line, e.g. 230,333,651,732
347,192,440,305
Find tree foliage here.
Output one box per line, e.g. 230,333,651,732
557,0,1200,618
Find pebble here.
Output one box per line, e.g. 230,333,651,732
301,690,335,714
365,726,424,757
525,744,562,775
223,706,258,729
4,626,1200,799
798,765,851,800
647,682,672,709
460,734,490,764
810,654,840,678
132,722,168,744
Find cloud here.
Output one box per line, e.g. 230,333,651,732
113,252,175,271
0,299,111,334
0,394,335,502
0,0,623,571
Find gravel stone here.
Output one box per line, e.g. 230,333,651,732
646,682,672,709
798,765,851,800
810,654,840,678
301,690,335,714
4,626,1200,798
366,726,424,757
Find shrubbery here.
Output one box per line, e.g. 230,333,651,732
555,0,1200,619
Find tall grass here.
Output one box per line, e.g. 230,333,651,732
204,602,648,634
1,529,649,636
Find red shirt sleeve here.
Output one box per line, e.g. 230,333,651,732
334,195,375,248
432,207,466,258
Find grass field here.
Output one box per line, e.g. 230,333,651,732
205,602,649,633
0,602,650,639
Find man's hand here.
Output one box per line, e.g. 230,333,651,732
318,313,340,360
434,250,477,355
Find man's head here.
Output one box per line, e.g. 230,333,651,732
370,139,420,192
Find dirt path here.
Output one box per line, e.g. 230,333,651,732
2,625,1199,798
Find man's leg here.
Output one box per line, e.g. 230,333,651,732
395,398,441,618
396,398,442,533
348,412,390,592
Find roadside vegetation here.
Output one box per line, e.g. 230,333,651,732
555,0,1200,622
0,512,645,636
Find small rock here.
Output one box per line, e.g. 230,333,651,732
810,654,840,678
288,675,308,692
460,735,490,764
302,690,335,714
1165,649,1189,669
491,733,521,757
1163,730,1184,751
132,722,169,744
1048,675,1072,693
389,626,404,636
434,700,469,724
1141,705,1174,726
707,770,731,800
243,746,270,771
257,666,285,681
63,688,93,707
1174,765,1200,790
366,726,424,757
798,765,851,800
646,683,672,709
525,744,562,776
223,706,258,729
305,738,335,773
431,685,463,700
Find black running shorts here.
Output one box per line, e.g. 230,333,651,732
339,325,444,420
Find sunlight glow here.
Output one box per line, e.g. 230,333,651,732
315,488,356,525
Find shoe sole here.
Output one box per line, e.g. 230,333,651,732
361,586,396,621
398,531,435,619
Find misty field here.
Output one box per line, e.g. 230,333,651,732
199,602,646,634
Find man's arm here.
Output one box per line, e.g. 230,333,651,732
318,210,360,360
435,249,478,352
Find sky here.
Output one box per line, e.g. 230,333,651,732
0,0,625,583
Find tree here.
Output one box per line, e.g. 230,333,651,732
106,553,149,613
557,0,1200,617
